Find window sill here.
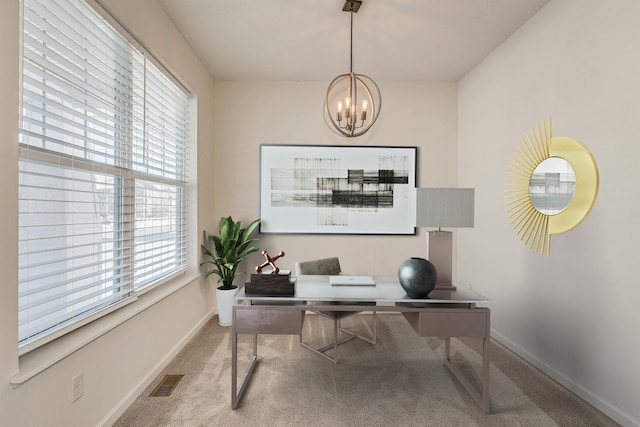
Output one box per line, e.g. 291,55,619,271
11,271,201,387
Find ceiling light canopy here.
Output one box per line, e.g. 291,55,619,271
324,0,382,137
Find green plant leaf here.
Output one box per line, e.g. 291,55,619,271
200,216,261,288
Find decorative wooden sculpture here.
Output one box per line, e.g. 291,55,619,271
255,250,285,274
247,250,294,296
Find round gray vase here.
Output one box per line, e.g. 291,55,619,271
397,257,437,298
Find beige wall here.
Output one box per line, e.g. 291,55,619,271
212,80,459,275
458,0,640,425
0,1,217,426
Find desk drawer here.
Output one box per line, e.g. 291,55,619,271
234,307,304,335
402,308,489,337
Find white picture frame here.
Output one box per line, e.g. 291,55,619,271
259,144,417,235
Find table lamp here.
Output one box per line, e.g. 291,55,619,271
416,188,475,290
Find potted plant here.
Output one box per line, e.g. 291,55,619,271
201,216,261,326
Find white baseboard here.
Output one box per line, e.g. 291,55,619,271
99,309,216,427
491,329,637,427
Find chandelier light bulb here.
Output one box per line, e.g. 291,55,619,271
361,100,368,121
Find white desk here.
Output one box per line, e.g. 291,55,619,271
231,275,490,412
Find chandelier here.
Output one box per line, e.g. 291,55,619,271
324,0,382,137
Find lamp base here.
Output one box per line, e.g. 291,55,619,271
427,230,456,290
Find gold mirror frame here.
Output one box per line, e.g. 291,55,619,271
505,118,599,255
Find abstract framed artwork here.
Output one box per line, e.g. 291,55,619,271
260,144,417,234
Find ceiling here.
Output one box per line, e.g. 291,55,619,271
157,0,551,82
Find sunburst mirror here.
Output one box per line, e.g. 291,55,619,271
505,118,599,255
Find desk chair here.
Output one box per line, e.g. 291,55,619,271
295,257,377,363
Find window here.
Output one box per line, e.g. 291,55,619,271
18,0,191,347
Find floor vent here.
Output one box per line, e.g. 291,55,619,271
149,374,184,397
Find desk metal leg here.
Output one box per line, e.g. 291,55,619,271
444,336,490,413
231,331,257,409
232,305,306,409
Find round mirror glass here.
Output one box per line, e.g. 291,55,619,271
529,157,576,215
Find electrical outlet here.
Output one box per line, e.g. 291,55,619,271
72,372,84,403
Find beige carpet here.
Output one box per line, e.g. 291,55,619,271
114,314,619,426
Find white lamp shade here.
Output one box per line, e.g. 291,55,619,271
416,188,475,228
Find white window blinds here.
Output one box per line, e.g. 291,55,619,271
19,0,191,346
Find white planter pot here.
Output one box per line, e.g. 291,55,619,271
216,286,238,327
